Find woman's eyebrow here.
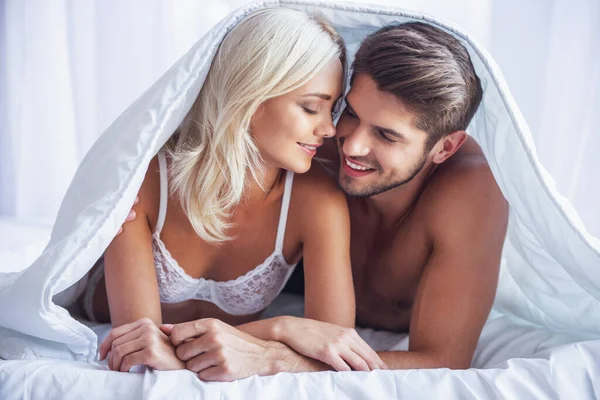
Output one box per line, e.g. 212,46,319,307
301,93,332,100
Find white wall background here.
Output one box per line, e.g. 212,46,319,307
1,0,598,237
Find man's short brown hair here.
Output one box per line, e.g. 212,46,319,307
352,22,483,148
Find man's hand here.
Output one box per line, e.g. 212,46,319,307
273,316,386,372
116,196,139,235
99,318,185,372
162,318,301,382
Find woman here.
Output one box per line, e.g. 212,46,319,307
78,8,384,379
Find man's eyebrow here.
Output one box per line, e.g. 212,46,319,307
376,125,407,141
346,99,407,141
301,93,332,100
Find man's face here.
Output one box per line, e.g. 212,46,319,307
336,73,432,197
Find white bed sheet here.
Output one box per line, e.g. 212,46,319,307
1,221,598,399
1,301,599,399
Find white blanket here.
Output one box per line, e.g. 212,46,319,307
1,0,599,397
0,292,598,399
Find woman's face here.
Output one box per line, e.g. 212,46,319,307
250,58,343,173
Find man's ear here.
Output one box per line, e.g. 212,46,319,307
430,130,467,164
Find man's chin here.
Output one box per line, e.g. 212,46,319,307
337,176,372,198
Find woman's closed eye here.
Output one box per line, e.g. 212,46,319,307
302,106,318,115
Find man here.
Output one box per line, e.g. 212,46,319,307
288,22,507,370
109,22,508,378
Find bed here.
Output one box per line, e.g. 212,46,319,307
1,1,599,399
0,219,597,398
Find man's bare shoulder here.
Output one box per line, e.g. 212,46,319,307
419,140,508,240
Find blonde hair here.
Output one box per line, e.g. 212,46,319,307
166,8,346,243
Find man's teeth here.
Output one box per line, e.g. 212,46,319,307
299,143,316,151
345,158,371,171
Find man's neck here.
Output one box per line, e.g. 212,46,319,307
362,163,438,227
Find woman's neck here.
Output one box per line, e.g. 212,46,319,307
242,166,283,206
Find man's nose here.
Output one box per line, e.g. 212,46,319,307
341,127,370,157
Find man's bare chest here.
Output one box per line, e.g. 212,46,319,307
349,207,431,331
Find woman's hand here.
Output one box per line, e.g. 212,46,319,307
99,317,185,372
274,316,387,372
161,318,286,382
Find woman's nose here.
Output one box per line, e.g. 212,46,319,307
315,117,336,138
315,118,336,138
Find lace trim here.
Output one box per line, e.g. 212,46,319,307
152,233,297,315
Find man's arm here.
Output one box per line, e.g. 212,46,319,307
380,161,508,369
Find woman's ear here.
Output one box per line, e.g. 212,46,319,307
430,130,468,164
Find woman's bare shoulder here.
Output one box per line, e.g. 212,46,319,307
135,155,162,230
294,162,343,199
291,163,348,223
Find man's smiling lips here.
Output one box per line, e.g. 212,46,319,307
342,156,376,178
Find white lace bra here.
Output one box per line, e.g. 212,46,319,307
152,150,298,316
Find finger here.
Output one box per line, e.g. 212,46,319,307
340,350,370,372
170,319,217,346
159,324,174,336
350,344,380,371
321,354,351,372
176,336,213,361
110,336,146,372
125,209,136,222
352,331,387,370
120,350,150,373
198,366,231,382
111,327,143,349
185,349,221,373
99,318,152,360
108,328,142,369
351,341,385,370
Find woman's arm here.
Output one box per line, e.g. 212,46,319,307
103,162,162,327
236,166,384,371
296,165,355,327
99,158,184,372
103,205,161,326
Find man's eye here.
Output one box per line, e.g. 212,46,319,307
302,107,318,115
377,129,395,143
344,108,357,118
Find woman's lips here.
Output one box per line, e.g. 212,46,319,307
298,142,319,157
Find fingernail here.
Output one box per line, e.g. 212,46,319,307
128,210,136,219
134,197,140,205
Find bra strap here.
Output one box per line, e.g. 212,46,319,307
275,171,294,251
155,150,169,235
